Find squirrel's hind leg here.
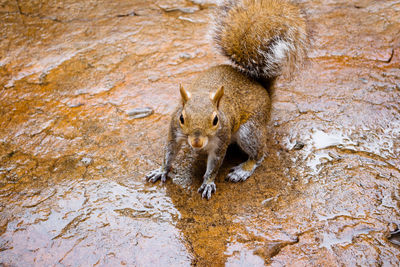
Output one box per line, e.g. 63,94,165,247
226,120,266,182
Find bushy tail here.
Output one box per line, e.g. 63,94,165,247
213,0,309,80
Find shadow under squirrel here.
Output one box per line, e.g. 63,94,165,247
146,0,309,199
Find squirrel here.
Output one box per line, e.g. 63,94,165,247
146,0,308,199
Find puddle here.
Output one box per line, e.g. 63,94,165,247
320,228,374,250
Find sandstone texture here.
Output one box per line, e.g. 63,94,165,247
0,0,399,265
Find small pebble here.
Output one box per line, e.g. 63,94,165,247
148,75,159,82
262,197,274,205
292,141,305,150
158,5,199,13
68,103,84,108
127,107,154,119
81,157,92,166
179,52,192,59
178,16,202,23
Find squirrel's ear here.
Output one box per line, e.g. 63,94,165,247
210,86,224,108
179,84,191,105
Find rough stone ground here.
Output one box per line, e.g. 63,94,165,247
0,0,399,265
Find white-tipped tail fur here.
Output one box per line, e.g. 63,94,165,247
213,0,309,80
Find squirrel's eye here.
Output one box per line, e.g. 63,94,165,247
212,115,218,126
179,114,185,124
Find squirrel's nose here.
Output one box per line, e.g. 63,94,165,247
193,129,202,138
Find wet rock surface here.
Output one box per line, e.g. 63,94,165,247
1,0,399,265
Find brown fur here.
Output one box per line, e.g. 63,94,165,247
184,65,270,132
146,0,309,199
213,0,308,79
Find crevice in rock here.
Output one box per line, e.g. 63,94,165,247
116,11,137,17
386,48,394,63
7,7,139,24
309,54,396,64
334,147,400,174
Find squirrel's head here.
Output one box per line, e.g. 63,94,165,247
178,84,224,150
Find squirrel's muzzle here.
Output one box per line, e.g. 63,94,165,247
188,134,208,150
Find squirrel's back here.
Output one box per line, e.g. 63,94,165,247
213,0,308,80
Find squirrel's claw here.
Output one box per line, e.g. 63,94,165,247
146,168,167,183
198,182,216,200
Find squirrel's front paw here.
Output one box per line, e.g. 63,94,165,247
146,168,168,183
197,182,216,200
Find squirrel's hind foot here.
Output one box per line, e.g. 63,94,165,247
226,158,263,182
226,164,253,182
